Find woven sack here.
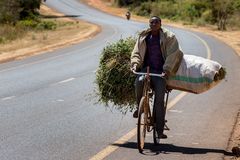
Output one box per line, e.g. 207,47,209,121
167,54,225,94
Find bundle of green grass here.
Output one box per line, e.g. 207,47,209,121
95,37,137,113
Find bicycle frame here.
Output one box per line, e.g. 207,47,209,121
142,67,153,131
133,67,170,153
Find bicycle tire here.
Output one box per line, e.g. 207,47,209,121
137,96,147,153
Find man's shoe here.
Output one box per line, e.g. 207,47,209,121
158,133,167,139
133,110,138,118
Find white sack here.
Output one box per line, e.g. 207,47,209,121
167,54,223,94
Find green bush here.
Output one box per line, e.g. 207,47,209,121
17,19,57,31
184,4,199,22
17,19,38,29
0,37,6,44
36,21,57,30
195,18,206,26
0,0,21,24
95,37,137,113
116,0,240,29
151,2,178,18
227,13,240,30
201,9,214,23
134,2,152,17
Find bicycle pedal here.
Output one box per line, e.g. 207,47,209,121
164,124,170,131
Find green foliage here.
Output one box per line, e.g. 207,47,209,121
185,4,198,22
0,0,21,24
17,19,38,29
36,21,57,30
133,2,152,17
151,2,178,19
115,0,240,30
0,0,44,24
17,19,57,31
201,9,214,23
233,0,240,9
19,0,41,19
96,37,137,113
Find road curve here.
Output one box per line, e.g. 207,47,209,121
0,0,239,160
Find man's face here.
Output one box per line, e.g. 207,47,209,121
149,17,161,32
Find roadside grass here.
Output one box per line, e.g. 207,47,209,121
0,24,26,44
0,19,77,52
0,18,76,45
0,5,99,63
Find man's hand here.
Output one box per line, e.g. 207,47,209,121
131,64,137,72
163,70,170,80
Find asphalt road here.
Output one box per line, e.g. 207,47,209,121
0,0,240,160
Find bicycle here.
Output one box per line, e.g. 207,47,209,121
133,67,170,153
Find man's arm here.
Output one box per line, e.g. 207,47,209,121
163,34,183,76
131,37,142,71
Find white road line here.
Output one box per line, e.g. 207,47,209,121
88,31,212,160
187,32,211,59
169,109,183,113
57,78,75,84
88,93,184,160
1,96,15,101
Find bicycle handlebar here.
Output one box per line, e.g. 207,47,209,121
132,70,165,78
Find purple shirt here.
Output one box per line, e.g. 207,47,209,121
144,34,164,73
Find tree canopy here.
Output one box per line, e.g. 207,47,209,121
0,0,44,24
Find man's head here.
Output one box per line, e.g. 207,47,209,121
149,16,161,32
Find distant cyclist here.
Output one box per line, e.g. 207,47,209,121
131,16,183,138
126,11,131,20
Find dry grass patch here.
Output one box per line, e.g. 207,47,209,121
0,5,100,63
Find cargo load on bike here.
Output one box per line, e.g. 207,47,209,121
95,37,226,112
167,54,226,94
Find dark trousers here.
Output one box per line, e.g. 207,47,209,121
135,72,166,134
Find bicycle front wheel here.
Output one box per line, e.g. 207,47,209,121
137,96,148,153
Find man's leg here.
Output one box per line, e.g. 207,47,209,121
133,75,144,118
151,77,167,137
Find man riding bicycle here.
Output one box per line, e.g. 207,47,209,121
131,16,183,138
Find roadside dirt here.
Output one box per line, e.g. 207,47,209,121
226,111,240,160
0,5,101,64
82,0,240,159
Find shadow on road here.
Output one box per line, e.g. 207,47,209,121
40,14,82,19
112,142,233,156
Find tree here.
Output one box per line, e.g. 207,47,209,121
0,0,46,23
19,0,42,19
211,0,235,30
0,0,21,24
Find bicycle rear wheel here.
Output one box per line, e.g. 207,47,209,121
137,96,148,153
